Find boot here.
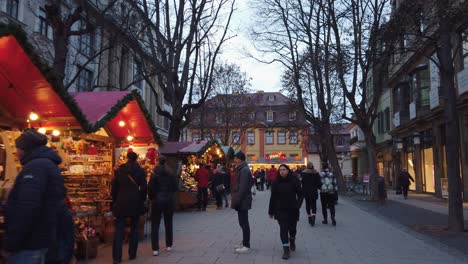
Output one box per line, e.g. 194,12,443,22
282,246,290,260
289,238,296,251
332,216,336,226
308,215,316,226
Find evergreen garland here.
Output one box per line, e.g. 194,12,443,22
0,23,162,145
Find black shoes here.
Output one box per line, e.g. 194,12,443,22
322,219,328,224
289,238,296,251
282,246,290,260
308,215,316,226
332,218,336,226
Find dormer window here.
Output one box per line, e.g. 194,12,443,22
289,111,297,121
267,95,275,101
266,111,274,122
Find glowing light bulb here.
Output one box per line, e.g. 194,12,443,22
29,112,39,121
127,135,134,141
52,130,60,136
38,127,46,134
119,121,125,127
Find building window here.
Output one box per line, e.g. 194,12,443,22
289,111,297,121
266,111,274,122
249,112,255,121
79,31,95,57
232,132,240,145
267,95,275,101
410,66,430,108
278,131,286,144
6,0,19,19
203,133,211,140
215,133,223,142
76,66,93,91
247,132,255,145
37,8,50,37
133,59,144,89
192,133,200,142
266,131,274,144
289,131,298,144
384,107,390,132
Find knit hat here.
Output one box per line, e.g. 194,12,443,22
234,151,246,161
15,129,48,152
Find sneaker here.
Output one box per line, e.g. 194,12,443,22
167,247,172,252
234,244,243,249
235,246,250,253
152,250,159,256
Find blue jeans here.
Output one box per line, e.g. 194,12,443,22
237,210,250,248
112,216,140,262
7,249,47,264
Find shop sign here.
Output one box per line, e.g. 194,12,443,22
441,178,449,199
266,152,287,160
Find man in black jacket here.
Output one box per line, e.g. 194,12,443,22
231,151,253,253
112,152,147,263
5,129,66,264
301,162,322,226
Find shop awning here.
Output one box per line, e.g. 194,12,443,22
72,91,160,143
0,33,79,128
179,140,224,156
158,141,191,155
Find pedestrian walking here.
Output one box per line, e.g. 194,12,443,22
213,164,228,209
4,129,66,264
111,151,147,263
268,164,304,260
301,162,322,226
319,163,338,226
267,165,277,190
148,155,178,256
231,151,253,253
377,176,387,205
398,169,414,199
195,164,210,211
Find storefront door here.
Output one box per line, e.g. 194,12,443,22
407,152,416,191
423,148,435,193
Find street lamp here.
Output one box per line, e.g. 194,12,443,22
413,132,421,145
396,138,403,151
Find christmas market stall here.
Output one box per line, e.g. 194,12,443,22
0,24,161,259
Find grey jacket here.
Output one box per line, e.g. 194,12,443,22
231,162,253,211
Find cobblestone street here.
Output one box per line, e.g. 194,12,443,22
84,191,468,264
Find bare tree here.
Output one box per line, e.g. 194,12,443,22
250,0,346,189
135,0,237,141
385,0,468,232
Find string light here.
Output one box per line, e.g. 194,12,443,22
52,130,60,136
38,127,46,134
29,112,39,121
127,135,134,141
119,121,125,127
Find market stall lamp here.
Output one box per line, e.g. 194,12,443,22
29,112,39,121
52,130,60,136
38,127,46,134
127,135,134,141
119,121,125,127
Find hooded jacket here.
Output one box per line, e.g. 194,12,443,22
5,146,66,253
301,168,322,199
268,173,303,221
148,165,177,209
112,161,147,217
230,162,253,210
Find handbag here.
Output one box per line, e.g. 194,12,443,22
127,174,148,214
216,184,225,192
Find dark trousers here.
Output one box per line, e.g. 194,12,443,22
277,216,297,245
402,185,409,198
197,187,208,209
214,190,224,208
237,210,250,248
113,215,139,262
151,206,174,251
320,193,336,220
304,195,317,215
256,182,264,191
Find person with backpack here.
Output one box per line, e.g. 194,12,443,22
148,155,178,256
319,163,338,226
111,152,147,263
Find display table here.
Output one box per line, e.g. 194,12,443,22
177,191,197,209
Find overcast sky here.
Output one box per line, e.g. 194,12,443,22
219,0,284,93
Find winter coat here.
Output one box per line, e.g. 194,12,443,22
148,165,178,209
398,171,414,187
268,174,304,221
5,146,66,253
231,162,253,211
267,167,277,181
195,166,210,188
213,171,227,192
301,168,322,200
112,162,147,217
255,170,266,184
320,169,337,194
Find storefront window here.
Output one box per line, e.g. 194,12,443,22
423,147,435,193
407,152,416,191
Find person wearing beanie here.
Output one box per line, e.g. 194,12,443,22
231,151,253,253
112,151,147,263
5,129,66,263
148,155,178,257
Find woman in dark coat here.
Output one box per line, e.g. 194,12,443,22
268,164,304,260
301,162,322,226
148,155,178,256
213,164,228,209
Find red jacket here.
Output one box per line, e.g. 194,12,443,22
268,167,277,181
195,166,210,188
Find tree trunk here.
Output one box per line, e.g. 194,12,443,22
167,116,183,142
52,32,69,85
438,21,464,232
322,124,345,191
363,126,379,200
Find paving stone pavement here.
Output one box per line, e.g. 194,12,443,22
82,190,468,264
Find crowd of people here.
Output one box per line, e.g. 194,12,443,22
6,130,409,263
